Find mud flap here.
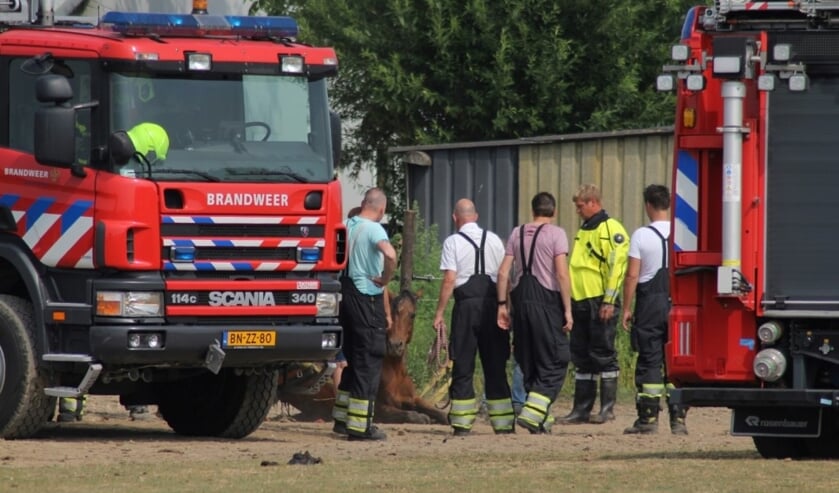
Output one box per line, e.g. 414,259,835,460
204,340,225,375
731,406,821,437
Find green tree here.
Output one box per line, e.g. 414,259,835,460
253,0,694,212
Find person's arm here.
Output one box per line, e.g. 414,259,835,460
599,220,630,321
496,255,514,330
433,270,457,331
372,239,397,288
621,256,641,330
554,253,573,333
383,287,393,329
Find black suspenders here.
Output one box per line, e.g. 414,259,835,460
519,224,546,275
457,229,488,275
645,225,668,269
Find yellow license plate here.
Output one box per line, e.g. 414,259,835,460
223,330,276,347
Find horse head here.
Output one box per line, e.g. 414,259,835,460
387,289,417,358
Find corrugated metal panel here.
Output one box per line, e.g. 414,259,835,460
405,146,517,240
520,131,675,239
394,127,674,241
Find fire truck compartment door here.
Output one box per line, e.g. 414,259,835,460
765,76,839,311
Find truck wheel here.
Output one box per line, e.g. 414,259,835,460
752,436,807,459
157,368,277,438
0,295,55,439
801,410,839,459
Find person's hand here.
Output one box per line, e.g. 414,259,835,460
562,311,573,334
386,313,393,330
599,303,615,322
433,313,446,332
621,308,633,331
370,276,388,288
497,305,510,330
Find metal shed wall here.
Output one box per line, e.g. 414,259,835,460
402,145,518,241
393,127,674,242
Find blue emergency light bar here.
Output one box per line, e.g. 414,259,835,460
101,11,299,39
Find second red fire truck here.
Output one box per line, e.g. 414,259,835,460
660,0,839,458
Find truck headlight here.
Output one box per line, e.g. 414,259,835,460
316,292,339,317
97,291,163,317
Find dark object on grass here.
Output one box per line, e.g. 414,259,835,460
288,451,322,465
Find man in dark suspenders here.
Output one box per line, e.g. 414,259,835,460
497,192,573,434
433,199,512,436
621,185,688,435
330,188,397,441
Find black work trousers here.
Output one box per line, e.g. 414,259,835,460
631,274,670,389
337,278,387,401
511,276,570,402
449,291,511,402
570,296,619,375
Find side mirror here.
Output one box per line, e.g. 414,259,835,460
109,130,136,166
34,106,75,167
329,110,342,168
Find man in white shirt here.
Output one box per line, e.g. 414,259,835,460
621,184,687,435
433,199,513,435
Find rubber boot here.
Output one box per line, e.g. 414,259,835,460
589,377,618,424
669,403,689,435
623,396,660,434
559,379,597,424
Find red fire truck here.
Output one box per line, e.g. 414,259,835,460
659,0,839,458
0,0,346,439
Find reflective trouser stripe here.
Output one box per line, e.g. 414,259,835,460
640,383,666,399
665,382,675,398
347,397,372,433
59,396,87,416
575,373,596,381
332,390,350,422
486,398,515,432
449,398,478,430
600,370,620,379
518,391,551,429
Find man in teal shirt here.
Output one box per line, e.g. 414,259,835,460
331,188,396,441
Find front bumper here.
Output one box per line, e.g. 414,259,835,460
89,323,341,367
670,387,839,408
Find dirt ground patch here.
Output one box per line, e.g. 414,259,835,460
0,395,757,468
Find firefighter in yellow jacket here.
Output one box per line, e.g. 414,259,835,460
561,184,629,425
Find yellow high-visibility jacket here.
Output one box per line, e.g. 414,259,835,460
569,211,629,304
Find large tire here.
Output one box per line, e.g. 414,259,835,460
752,436,807,459
157,369,277,439
0,295,55,439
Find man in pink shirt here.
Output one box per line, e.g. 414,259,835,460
497,192,573,433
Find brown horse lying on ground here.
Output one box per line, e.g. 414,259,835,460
277,289,448,425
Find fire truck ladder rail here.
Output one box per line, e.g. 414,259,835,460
718,0,839,15
42,353,102,398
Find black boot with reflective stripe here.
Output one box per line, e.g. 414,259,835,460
623,395,660,434
449,398,478,436
668,403,689,435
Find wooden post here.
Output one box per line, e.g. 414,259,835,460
400,209,416,292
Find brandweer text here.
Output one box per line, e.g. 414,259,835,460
206,193,289,207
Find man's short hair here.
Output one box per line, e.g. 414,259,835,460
572,184,601,203
643,184,670,211
362,188,386,208
531,192,556,218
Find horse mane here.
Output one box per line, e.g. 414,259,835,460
392,289,417,310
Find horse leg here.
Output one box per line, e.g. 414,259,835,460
411,396,450,425
375,402,432,424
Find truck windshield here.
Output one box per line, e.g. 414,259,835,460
110,73,333,182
